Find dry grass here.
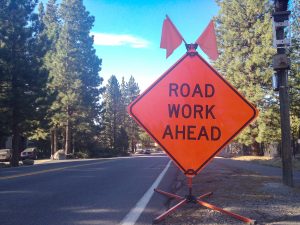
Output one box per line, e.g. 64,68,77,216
232,155,300,171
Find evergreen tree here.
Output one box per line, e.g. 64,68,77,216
120,77,127,127
37,2,45,30
0,0,47,166
0,47,10,147
139,131,155,149
124,76,140,153
43,0,60,71
25,2,51,142
116,127,129,152
117,76,129,152
102,75,122,150
214,0,280,154
0,2,10,145
48,0,103,155
36,0,61,156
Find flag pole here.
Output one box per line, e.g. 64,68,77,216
166,15,187,45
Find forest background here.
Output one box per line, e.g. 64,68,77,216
0,0,299,166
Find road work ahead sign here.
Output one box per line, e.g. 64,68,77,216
128,52,258,176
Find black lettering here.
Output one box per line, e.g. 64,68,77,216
182,104,192,118
192,84,203,97
187,125,196,140
169,83,178,97
162,125,173,139
168,104,180,118
194,105,203,119
206,105,216,119
180,83,190,97
205,84,215,97
197,126,209,140
211,126,221,140
175,125,186,139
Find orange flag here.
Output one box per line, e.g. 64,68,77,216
196,20,219,61
160,16,184,58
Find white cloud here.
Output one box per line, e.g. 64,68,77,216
91,32,150,48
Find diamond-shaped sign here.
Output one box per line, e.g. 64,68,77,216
128,53,258,176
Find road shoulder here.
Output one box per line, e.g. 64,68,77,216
162,158,300,225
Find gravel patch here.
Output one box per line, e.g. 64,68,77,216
158,161,300,225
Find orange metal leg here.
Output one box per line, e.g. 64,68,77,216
198,191,213,199
154,188,184,200
153,199,188,224
197,200,256,225
154,176,255,224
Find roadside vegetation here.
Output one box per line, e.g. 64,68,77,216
0,0,299,167
214,0,299,158
0,0,146,166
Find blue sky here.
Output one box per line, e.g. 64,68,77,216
50,0,219,91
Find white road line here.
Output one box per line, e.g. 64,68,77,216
119,160,172,225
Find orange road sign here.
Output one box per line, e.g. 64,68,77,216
128,52,258,176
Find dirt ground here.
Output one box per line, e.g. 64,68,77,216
232,156,300,171
160,160,300,225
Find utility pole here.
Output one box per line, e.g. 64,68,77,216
272,0,293,187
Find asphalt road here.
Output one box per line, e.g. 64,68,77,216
0,154,178,225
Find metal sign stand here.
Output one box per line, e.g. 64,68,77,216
153,176,256,224
150,46,257,224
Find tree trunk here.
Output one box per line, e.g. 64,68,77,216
10,128,20,167
54,128,57,153
259,142,265,156
72,132,75,155
297,125,300,156
134,140,137,153
10,85,20,167
65,119,71,155
242,145,249,155
278,141,282,158
251,142,261,156
50,128,54,158
113,112,117,150
131,138,134,153
50,127,58,159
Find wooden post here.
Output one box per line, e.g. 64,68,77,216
273,0,293,187
278,70,293,186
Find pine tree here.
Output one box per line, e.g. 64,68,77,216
25,2,51,142
102,75,122,150
214,0,280,154
116,127,129,152
117,77,129,152
36,0,61,157
120,77,127,127
43,0,60,70
0,0,47,166
0,37,10,147
124,76,140,153
0,1,10,145
48,0,103,155
139,131,155,149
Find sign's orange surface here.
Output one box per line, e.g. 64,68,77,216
129,53,258,175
